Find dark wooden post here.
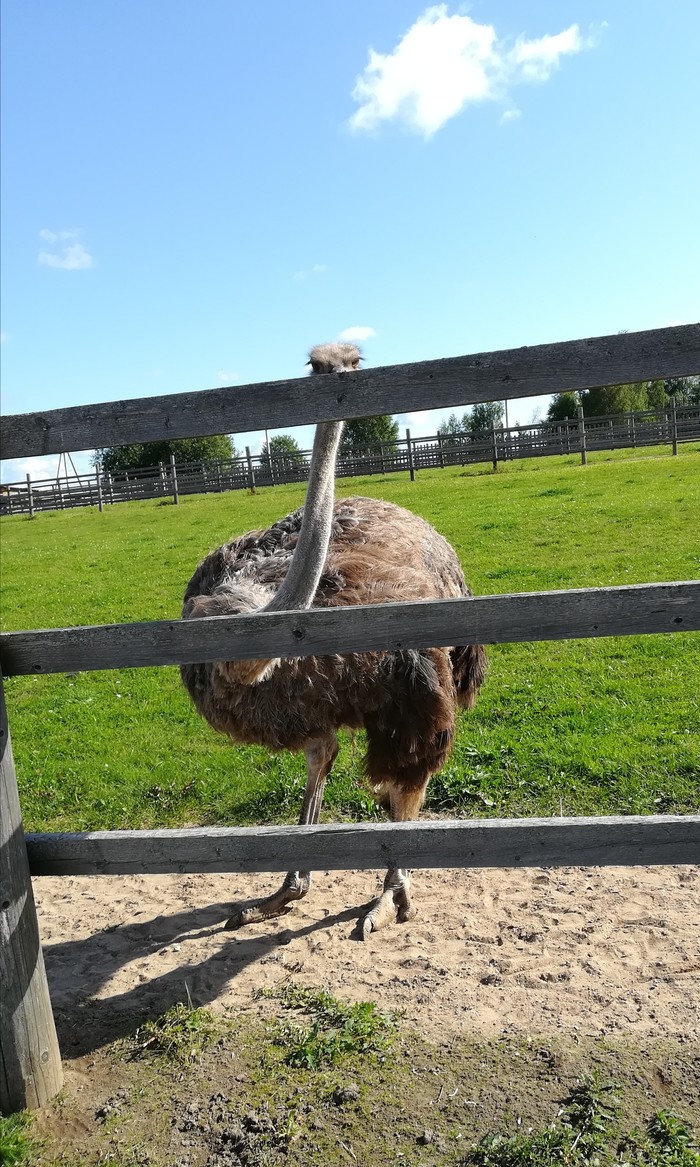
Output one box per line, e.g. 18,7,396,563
491,423,498,472
245,446,256,493
169,454,179,505
96,464,104,513
670,396,678,456
577,406,587,465
380,443,386,475
0,670,63,1112
405,428,415,481
437,434,445,468
26,474,34,520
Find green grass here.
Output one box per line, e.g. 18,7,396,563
257,983,399,1069
130,1001,225,1063
1,446,699,832
463,1079,699,1166
0,1113,40,1167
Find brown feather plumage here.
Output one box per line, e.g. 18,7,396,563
181,495,486,789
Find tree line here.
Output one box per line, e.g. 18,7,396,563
95,378,698,474
94,416,400,476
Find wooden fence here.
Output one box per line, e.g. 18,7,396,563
2,401,700,516
1,323,699,1113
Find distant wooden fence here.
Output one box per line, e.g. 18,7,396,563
1,323,699,1113
2,401,699,515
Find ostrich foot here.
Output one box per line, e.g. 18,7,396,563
225,871,310,930
361,868,415,939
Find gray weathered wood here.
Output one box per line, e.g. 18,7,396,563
0,581,698,678
406,428,415,481
25,474,34,520
671,395,678,456
577,405,587,466
2,325,698,460
169,453,179,505
24,814,700,877
0,671,63,1112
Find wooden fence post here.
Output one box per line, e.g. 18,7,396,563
96,464,104,513
491,423,498,472
0,670,63,1112
26,474,34,520
577,406,587,465
405,428,415,481
169,454,179,505
670,396,678,456
245,446,256,493
437,434,445,468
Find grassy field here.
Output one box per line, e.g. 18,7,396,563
1,445,699,833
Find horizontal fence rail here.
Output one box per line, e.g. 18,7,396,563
1,582,698,677
2,324,699,459
2,402,700,516
24,815,700,876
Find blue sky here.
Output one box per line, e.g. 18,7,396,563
2,1,698,483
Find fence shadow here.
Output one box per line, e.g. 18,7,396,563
44,897,366,1057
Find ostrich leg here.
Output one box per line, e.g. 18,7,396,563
360,782,428,939
226,732,339,929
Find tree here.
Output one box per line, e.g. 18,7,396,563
546,392,580,422
437,412,466,448
95,435,235,476
339,415,399,454
580,381,654,417
259,433,307,474
663,376,700,405
464,401,504,434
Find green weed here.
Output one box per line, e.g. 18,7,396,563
463,1076,698,1166
131,1001,223,1063
257,984,399,1069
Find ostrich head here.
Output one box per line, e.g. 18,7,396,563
308,342,361,375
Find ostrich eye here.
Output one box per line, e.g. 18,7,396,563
352,360,360,369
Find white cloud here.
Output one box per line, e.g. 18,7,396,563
216,369,240,384
337,326,377,342
349,6,595,137
293,263,328,281
38,243,93,270
38,228,80,243
37,229,93,270
500,108,521,125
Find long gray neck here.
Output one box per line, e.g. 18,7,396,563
264,419,343,613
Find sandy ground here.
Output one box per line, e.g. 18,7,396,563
34,862,700,1053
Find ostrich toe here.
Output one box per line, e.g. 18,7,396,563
225,871,310,930
360,868,416,938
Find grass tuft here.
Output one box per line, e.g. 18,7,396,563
257,983,399,1069
0,1113,41,1167
131,1001,223,1063
462,1076,699,1166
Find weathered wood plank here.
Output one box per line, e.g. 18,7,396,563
1,582,698,678
2,325,698,459
0,671,63,1112
24,815,700,876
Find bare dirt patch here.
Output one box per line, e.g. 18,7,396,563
35,862,700,1055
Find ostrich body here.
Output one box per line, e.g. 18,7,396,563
181,343,486,937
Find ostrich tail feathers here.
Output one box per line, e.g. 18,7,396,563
450,643,487,709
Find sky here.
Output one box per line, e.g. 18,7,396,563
2,1,699,483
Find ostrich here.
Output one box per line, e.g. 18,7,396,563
181,342,486,938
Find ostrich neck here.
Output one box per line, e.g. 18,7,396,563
264,419,343,613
